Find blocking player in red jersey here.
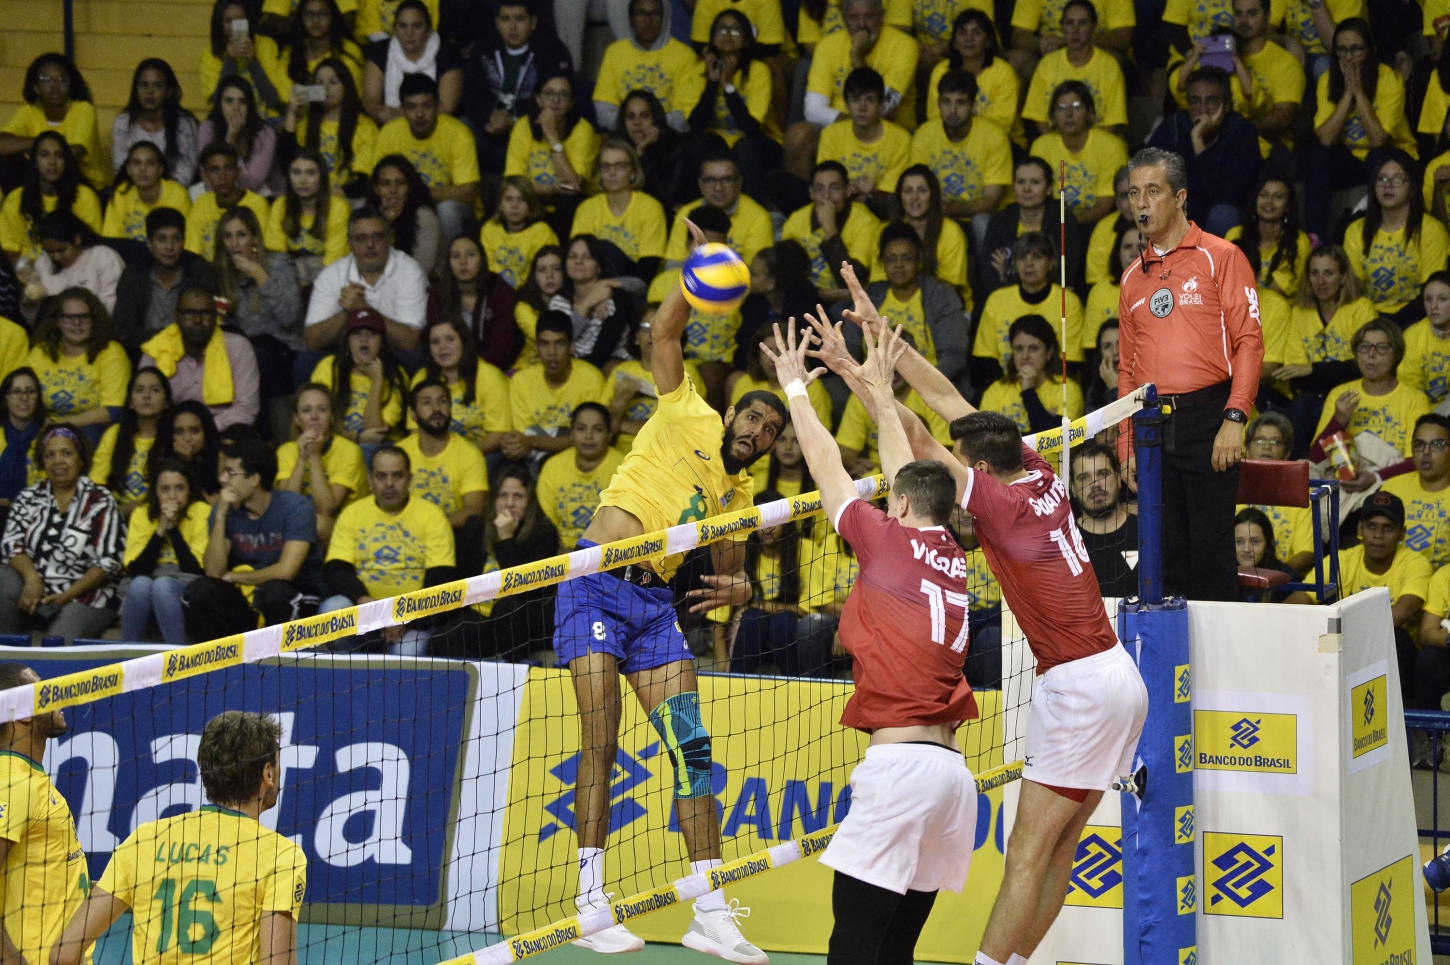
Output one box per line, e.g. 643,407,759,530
806,265,1149,965
760,320,979,965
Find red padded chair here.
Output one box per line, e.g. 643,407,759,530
1235,459,1340,598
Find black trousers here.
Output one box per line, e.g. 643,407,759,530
1161,393,1240,602
1396,629,1450,710
827,873,938,965
182,577,316,639
454,515,486,581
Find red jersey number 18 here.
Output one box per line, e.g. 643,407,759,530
1050,517,1091,576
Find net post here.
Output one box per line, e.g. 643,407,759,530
1133,386,1164,605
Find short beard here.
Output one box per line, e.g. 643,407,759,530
37,711,68,739
420,417,450,439
1081,492,1120,519
720,423,762,475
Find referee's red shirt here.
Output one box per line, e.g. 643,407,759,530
1116,222,1264,458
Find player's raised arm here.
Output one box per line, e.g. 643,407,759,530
859,324,915,485
649,219,710,396
50,887,128,965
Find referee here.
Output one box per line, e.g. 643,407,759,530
1118,147,1264,602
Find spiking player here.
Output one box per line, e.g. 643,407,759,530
53,712,307,965
555,224,785,961
761,321,979,964
807,266,1148,965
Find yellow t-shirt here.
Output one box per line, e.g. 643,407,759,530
965,546,1002,611
675,60,783,146
647,269,742,365
1237,501,1315,565
1,101,108,187
373,115,479,189
185,190,272,257
835,388,952,469
353,0,439,40
0,317,32,390
1383,473,1450,567
503,117,600,197
1425,565,1450,620
309,356,405,436
509,360,607,439
1023,47,1129,128
1344,215,1450,316
1424,150,1450,213
1163,0,1286,42
1224,225,1312,297
1313,66,1417,160
481,219,558,290
807,26,921,125
598,377,755,580
1084,281,1119,352
868,217,971,297
0,185,103,262
594,37,699,111
607,358,707,453
730,373,833,427
294,113,379,182
0,751,89,965
123,501,211,569
878,287,937,364
275,40,366,94
691,0,787,43
1256,285,1292,370
925,59,1025,146
799,0,913,43
1427,0,1450,39
537,447,627,546
199,37,288,119
1315,379,1432,458
326,493,456,597
818,118,915,194
98,806,307,965
1399,320,1450,405
1281,297,1378,366
800,528,859,611
1012,0,1136,34
274,435,368,502
913,0,996,44
570,192,668,263
1029,129,1129,220
26,342,131,418
1285,0,1363,53
1322,543,1432,605
973,284,1086,363
1241,41,1306,144
396,432,488,518
909,118,1013,207
406,366,511,444
264,195,350,264
664,196,775,263
980,375,1085,434
780,201,883,292
101,181,192,242
1085,216,1124,286
90,428,156,503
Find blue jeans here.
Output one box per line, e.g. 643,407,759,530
730,608,802,675
121,575,190,648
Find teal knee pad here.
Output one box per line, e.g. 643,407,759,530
648,692,713,799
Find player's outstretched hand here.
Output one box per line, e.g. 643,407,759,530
759,321,825,389
686,573,753,612
859,321,907,400
803,305,853,375
840,262,884,334
683,218,707,254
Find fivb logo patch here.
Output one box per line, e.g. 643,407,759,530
1064,825,1122,908
1204,832,1282,919
1195,710,1297,773
1351,855,1417,965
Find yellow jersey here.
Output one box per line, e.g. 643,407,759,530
800,528,859,612
1023,47,1129,128
537,447,627,546
664,196,775,263
264,196,350,264
1399,320,1450,405
972,284,1085,363
1013,0,1136,34
309,356,405,436
1029,129,1130,220
607,358,707,453
1256,285,1292,371
407,367,511,445
878,287,937,364
1084,281,1119,352
598,378,755,579
274,436,368,502
867,217,971,298
90,429,156,503
481,220,558,291
691,0,788,44
799,0,912,44
123,501,211,569
504,117,600,199
965,546,1002,611
1163,0,1286,42
396,432,488,518
1,102,107,187
816,119,912,192
373,115,479,190
293,113,378,182
675,60,782,146
835,388,952,469
1425,150,1450,212
1383,473,1450,567
925,59,1025,146
1344,215,1450,316
1224,225,1312,297
1313,66,1416,160
570,192,668,262
98,805,306,965
509,361,607,439
594,37,699,112
980,375,1085,434
327,493,455,597
26,342,131,418
1086,215,1125,286
910,118,1013,207
1315,379,1432,459
0,186,102,262
647,269,742,365
1285,0,1362,53
807,26,920,126
101,181,193,242
0,318,28,397
780,201,882,293
1281,297,1377,366
185,191,272,257
0,750,89,965
1317,543,1432,606
1238,502,1315,565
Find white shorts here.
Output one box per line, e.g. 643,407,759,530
1023,643,1149,792
819,742,977,895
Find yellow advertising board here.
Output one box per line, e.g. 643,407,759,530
1351,855,1418,965
497,669,1009,962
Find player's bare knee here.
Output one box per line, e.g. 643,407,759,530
648,691,713,799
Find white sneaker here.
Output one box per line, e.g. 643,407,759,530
572,896,645,954
682,899,768,965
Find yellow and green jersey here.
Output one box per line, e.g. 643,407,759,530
0,750,90,965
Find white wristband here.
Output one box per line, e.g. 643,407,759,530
784,379,809,402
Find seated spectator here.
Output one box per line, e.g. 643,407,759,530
1146,66,1260,235
398,378,487,574
368,155,441,277
184,437,326,635
980,314,1085,433
1071,441,1138,597
513,244,566,368
311,307,409,444
119,458,211,646
0,54,108,189
279,0,366,91
1236,411,1316,574
1229,0,1303,164
798,0,909,51
199,77,282,196
1023,0,1130,138
26,288,131,435
1345,151,1448,326
570,141,667,274
355,0,440,45
1306,18,1417,239
373,73,479,244
911,71,1011,230
90,366,172,513
757,420,814,499
1010,0,1134,78
320,444,455,654
1084,318,1120,413
781,160,882,302
1321,490,1430,652
1085,165,1132,285
266,149,350,282
413,315,510,451
1084,224,1142,350
102,143,192,244
140,286,262,433
427,236,520,370
213,206,305,388
304,205,428,353
503,311,606,470
736,242,820,370
1278,0,1347,78
361,0,463,125
0,425,124,642
537,402,624,547
875,166,971,301
835,330,951,477
729,491,815,675
186,142,272,257
663,153,774,265
928,11,1024,146
1401,273,1450,407
275,383,367,544
27,212,125,315
0,369,47,511
816,67,911,208
1234,507,1301,602
982,156,1087,298
200,1,287,121
152,401,224,500
1029,81,1129,224
679,8,784,202
112,208,220,351
1415,561,1450,713
607,306,708,453
1226,177,1311,298
481,176,558,290
505,72,599,236
1313,319,1431,470
728,323,834,426
852,223,968,388
689,0,789,50
560,235,637,368
794,508,857,678
974,231,1085,384
111,59,202,186
0,133,103,265
593,0,696,132
281,58,377,193
1382,414,1450,567
614,89,689,209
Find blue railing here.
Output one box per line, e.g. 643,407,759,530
1404,709,1450,954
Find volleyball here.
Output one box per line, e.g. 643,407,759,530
680,243,751,314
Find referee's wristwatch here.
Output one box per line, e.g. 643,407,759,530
1223,408,1248,424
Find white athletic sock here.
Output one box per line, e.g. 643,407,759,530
1008,955,1029,965
973,954,1006,965
691,859,726,912
577,847,606,908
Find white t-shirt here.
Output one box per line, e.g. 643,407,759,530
303,249,428,330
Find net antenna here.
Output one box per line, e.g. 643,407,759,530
1059,161,1071,479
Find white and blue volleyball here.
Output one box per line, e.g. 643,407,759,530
680,243,750,314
